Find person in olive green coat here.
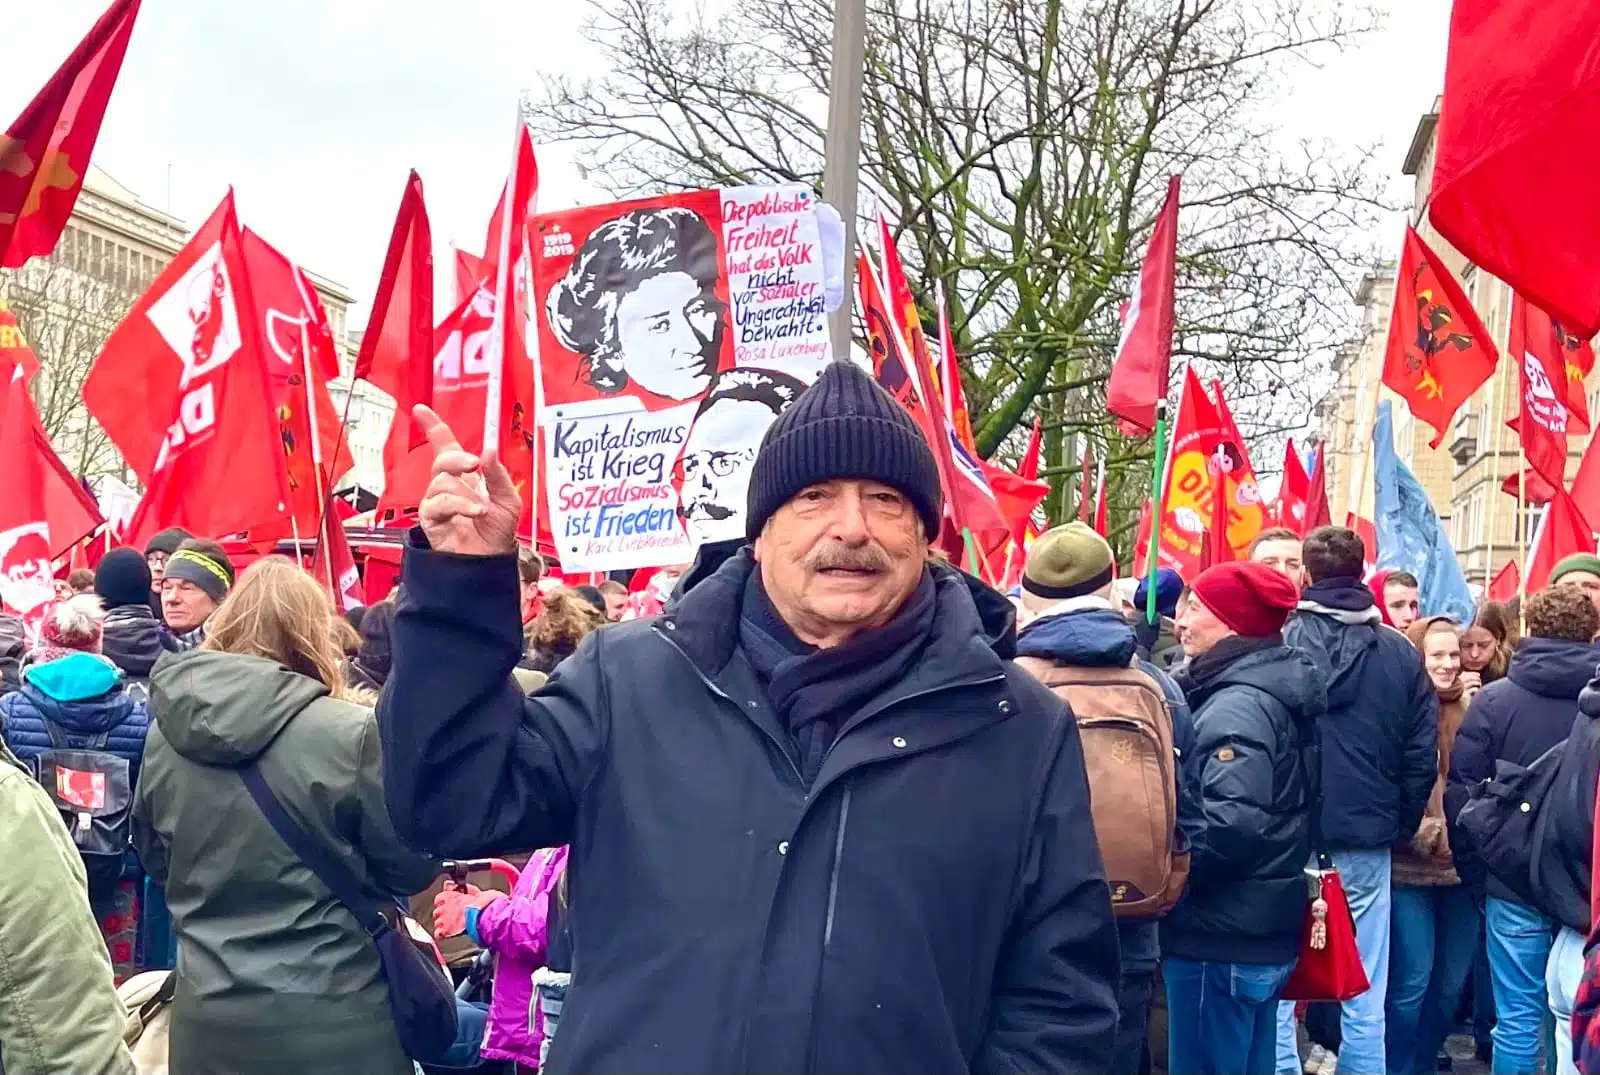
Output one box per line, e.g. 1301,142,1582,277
133,557,438,1075
0,736,134,1075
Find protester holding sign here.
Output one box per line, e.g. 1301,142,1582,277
381,360,1120,1074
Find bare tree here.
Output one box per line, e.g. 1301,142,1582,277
7,260,131,481
529,0,1390,557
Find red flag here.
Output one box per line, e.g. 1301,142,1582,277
1488,559,1521,604
1304,447,1332,533
935,285,977,453
0,367,102,568
1133,500,1153,579
0,0,141,268
1431,0,1600,337
1514,293,1595,437
377,288,493,517
1527,489,1596,593
236,229,353,540
453,249,485,307
1154,367,1224,582
979,460,1050,551
1381,226,1500,447
999,418,1043,590
867,222,1006,542
0,371,57,631
1077,444,1094,523
1501,467,1560,507
0,297,41,380
355,172,434,452
1206,456,1233,569
1508,293,1575,487
1107,175,1181,436
1571,427,1600,525
482,125,539,510
1277,441,1310,533
82,192,289,544
311,510,363,612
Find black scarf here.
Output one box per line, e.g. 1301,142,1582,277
1300,576,1375,613
1178,632,1283,693
739,568,938,784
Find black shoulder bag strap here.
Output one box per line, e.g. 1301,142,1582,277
237,762,388,937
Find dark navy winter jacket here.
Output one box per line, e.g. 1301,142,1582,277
1447,636,1600,905
1015,604,1204,972
0,652,152,789
101,605,166,683
1162,642,1326,965
1285,595,1437,850
1534,675,1600,933
381,535,1121,1075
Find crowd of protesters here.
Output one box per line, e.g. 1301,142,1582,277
9,363,1600,1075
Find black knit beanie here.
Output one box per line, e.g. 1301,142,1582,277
144,527,192,558
95,547,153,610
745,360,943,540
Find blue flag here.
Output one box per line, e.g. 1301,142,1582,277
1373,400,1475,622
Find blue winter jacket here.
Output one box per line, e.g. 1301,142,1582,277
0,652,152,790
1015,603,1204,973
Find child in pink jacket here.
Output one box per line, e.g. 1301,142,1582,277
435,846,568,1073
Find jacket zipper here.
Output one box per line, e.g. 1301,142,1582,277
653,624,805,786
823,787,850,947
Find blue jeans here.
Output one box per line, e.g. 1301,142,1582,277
1385,884,1481,1074
1166,958,1295,1075
1547,925,1585,1075
1276,849,1392,1075
1485,896,1557,1075
432,999,489,1070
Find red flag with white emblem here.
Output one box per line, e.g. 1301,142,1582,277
1507,293,1575,489
0,370,59,633
83,192,289,544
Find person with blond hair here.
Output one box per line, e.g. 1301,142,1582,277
133,556,439,1075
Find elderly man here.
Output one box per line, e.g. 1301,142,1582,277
380,360,1120,1074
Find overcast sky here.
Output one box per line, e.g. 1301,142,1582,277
4,0,1451,322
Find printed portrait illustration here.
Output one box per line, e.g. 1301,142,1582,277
544,205,731,405
676,366,807,546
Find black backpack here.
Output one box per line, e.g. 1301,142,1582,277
1455,740,1565,907
30,720,133,896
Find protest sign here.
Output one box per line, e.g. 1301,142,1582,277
531,184,829,569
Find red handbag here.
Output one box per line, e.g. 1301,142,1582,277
1280,861,1370,1002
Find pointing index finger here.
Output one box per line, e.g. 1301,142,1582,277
414,404,463,457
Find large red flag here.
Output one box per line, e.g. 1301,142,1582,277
1502,467,1560,508
1488,559,1521,605
0,0,141,268
0,297,41,380
482,125,539,509
1508,293,1573,488
999,418,1043,590
0,371,57,632
1514,293,1595,436
1527,489,1596,593
83,192,289,544
1277,440,1311,534
355,172,434,454
1381,226,1500,448
378,289,493,518
236,229,353,541
1430,0,1600,337
1153,367,1224,582
1107,175,1181,436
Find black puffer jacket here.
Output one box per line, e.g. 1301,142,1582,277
1535,687,1597,933
1285,589,1437,850
1161,641,1327,965
1447,636,1600,905
381,536,1121,1075
102,604,166,681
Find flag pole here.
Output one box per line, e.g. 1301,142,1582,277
1144,400,1169,626
300,321,336,596
1484,287,1514,587
484,109,523,458
1518,468,1528,636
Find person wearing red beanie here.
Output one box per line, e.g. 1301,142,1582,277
1162,561,1327,1075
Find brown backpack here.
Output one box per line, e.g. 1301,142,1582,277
1015,656,1189,917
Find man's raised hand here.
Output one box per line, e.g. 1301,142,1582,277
414,404,520,557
